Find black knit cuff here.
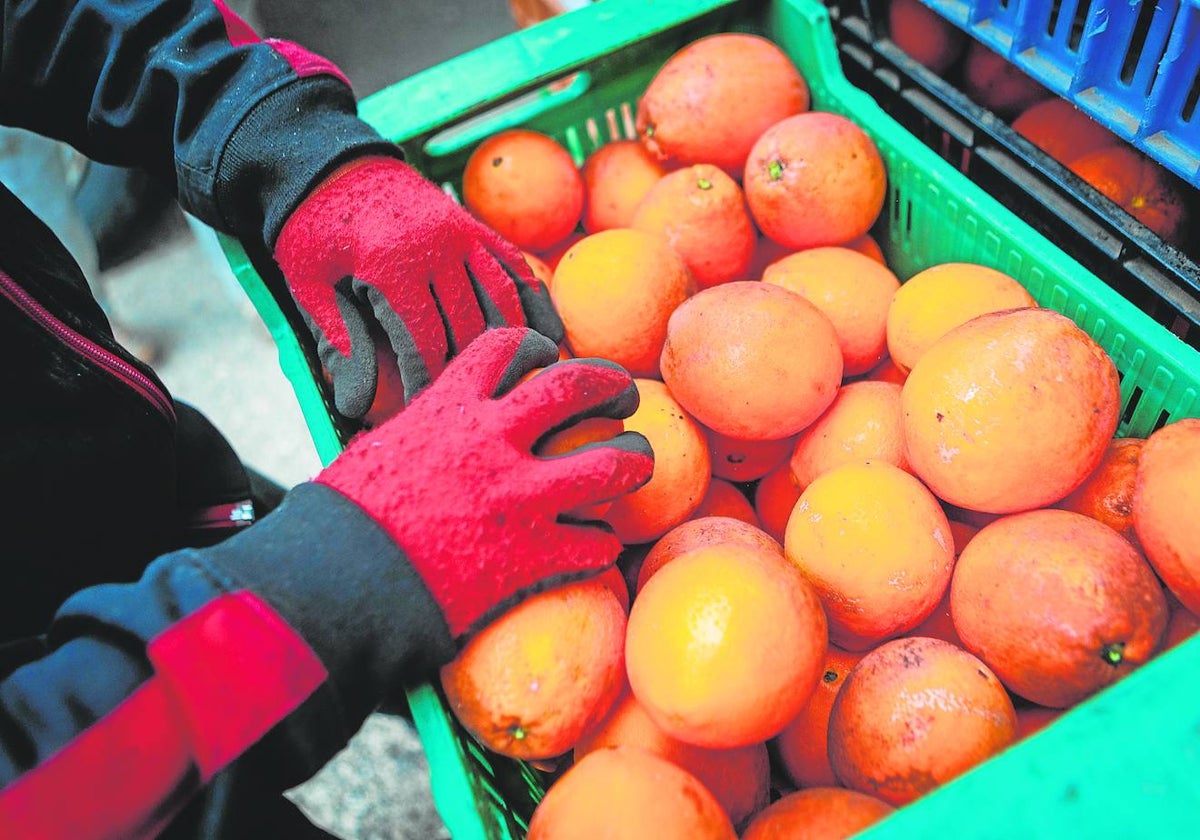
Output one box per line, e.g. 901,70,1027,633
211,77,405,247
201,482,455,728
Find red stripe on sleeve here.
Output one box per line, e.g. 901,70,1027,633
211,1,352,85
147,591,328,782
0,681,192,840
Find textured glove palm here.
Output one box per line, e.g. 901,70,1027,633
316,327,653,638
275,156,563,419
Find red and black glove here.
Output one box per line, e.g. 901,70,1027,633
275,156,563,419
316,327,653,637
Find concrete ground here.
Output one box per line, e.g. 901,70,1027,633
89,2,534,837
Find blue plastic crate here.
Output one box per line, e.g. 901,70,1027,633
919,0,1200,186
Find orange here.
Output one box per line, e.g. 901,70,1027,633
741,787,894,840
1133,418,1200,613
535,230,584,271
636,515,781,593
522,250,555,290
626,542,828,748
527,746,736,839
581,139,667,232
631,164,757,288
774,645,866,788
888,0,966,74
440,578,626,759
1069,146,1189,246
462,129,583,251
906,588,962,647
1015,705,1063,741
660,281,843,440
842,232,887,265
603,379,711,544
1055,437,1144,548
551,229,695,377
901,307,1121,513
784,461,955,649
906,521,976,646
753,462,803,543
962,40,1051,118
643,516,782,592
1163,589,1200,651
885,262,1037,375
789,380,910,492
744,112,887,250
599,565,631,614
636,32,810,178
864,355,907,386
828,636,1018,806
1011,97,1120,166
705,427,796,482
690,477,760,527
742,234,795,281
950,509,1168,708
763,246,900,375
575,683,770,827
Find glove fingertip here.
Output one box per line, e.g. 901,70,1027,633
517,280,565,345
492,329,560,397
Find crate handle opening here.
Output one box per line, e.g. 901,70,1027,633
423,71,592,158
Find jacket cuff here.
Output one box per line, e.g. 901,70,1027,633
207,76,405,248
200,482,455,728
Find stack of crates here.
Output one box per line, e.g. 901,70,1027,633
219,0,1200,836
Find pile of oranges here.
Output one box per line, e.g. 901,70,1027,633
423,29,1200,840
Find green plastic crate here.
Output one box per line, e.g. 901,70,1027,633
219,0,1200,835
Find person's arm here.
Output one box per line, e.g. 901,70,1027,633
0,328,653,838
0,0,563,418
0,485,441,839
0,0,384,246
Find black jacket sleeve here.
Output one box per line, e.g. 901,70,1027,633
0,0,403,246
0,483,455,838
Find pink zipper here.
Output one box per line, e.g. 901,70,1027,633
0,270,176,424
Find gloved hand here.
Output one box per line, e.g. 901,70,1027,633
275,156,563,419
316,327,654,638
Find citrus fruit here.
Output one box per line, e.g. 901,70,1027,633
551,228,694,377
602,379,711,544
575,684,770,827
784,461,955,649
705,427,796,482
631,164,756,289
741,787,894,840
527,745,737,839
789,380,909,492
440,578,626,759
626,541,828,749
885,261,1037,375
774,645,866,788
950,509,1168,708
828,636,1017,806
1133,418,1200,613
581,139,667,232
636,515,781,593
1055,436,1144,548
462,128,583,251
901,307,1121,513
744,112,887,250
763,246,900,375
636,32,810,178
660,280,842,440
